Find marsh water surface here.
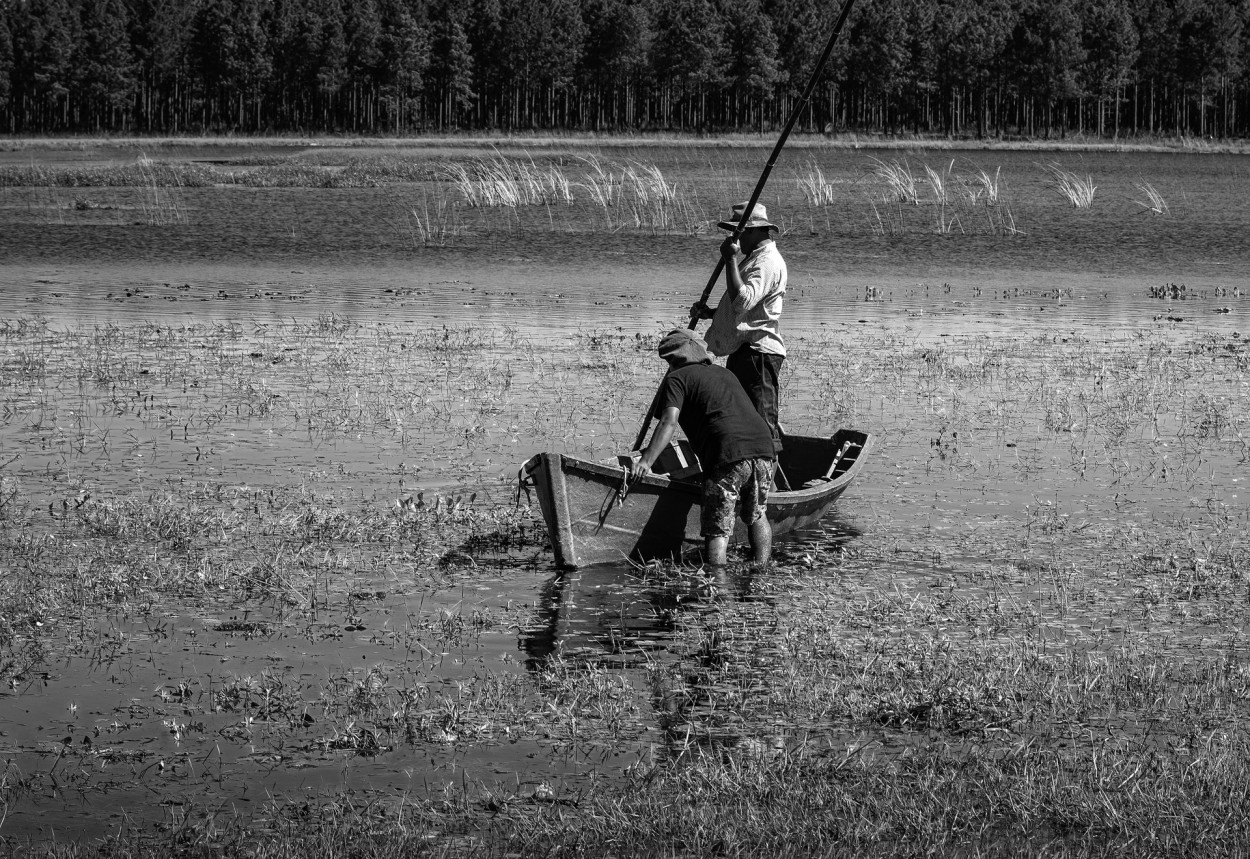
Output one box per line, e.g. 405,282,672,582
1,140,1248,842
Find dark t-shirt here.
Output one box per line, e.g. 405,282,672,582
658,362,776,471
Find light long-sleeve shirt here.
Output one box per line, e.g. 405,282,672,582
704,240,787,358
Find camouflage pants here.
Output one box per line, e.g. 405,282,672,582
701,457,774,539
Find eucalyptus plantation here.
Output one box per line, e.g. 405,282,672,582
0,0,1246,137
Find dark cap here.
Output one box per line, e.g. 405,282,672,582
657,329,711,367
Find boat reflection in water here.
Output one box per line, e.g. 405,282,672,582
520,515,864,757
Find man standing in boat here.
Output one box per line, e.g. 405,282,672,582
690,201,788,455
631,329,776,567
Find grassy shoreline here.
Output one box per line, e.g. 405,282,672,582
2,131,1248,156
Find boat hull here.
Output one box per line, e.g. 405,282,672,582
520,430,871,568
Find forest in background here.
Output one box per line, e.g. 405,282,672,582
0,0,1247,139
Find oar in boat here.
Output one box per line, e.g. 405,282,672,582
632,0,859,456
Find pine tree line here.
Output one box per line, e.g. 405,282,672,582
1,0,1247,138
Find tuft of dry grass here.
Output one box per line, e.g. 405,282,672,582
1043,161,1097,207
443,154,574,208
1133,181,1169,215
962,164,1002,205
868,156,919,205
797,161,838,206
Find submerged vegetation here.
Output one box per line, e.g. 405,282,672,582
2,297,1249,853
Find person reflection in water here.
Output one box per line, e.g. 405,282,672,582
631,329,776,567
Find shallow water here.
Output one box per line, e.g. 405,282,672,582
1,141,1248,841
3,144,1247,332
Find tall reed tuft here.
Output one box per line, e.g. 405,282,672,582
922,160,954,206
577,155,699,234
404,187,463,247
136,153,190,225
1043,162,1097,208
868,194,905,236
962,165,1002,206
444,155,574,209
922,160,962,233
869,157,919,205
1133,181,1169,215
798,161,838,206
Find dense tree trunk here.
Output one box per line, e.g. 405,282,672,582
1,0,1248,136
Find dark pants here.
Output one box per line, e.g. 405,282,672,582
727,346,784,453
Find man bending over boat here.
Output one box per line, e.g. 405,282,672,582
690,201,787,455
631,329,777,566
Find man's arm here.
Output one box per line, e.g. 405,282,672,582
720,235,746,302
631,406,680,481
693,235,755,319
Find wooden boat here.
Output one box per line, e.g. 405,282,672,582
519,429,872,569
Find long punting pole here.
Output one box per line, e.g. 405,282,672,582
632,0,858,453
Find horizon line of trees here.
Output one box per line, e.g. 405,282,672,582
1,0,1248,139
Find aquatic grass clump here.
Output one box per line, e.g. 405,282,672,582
422,324,505,351
860,158,1020,235
921,160,959,233
797,161,838,206
867,156,919,205
866,193,905,236
499,735,1250,857
450,153,704,234
615,161,699,232
0,153,441,191
0,469,18,520
136,154,190,225
401,186,465,247
1133,181,1169,215
963,164,1002,205
76,492,244,550
212,670,304,720
444,155,574,208
336,155,442,185
223,163,351,188
0,160,216,188
1043,161,1097,207
921,159,954,206
224,157,439,189
292,489,538,554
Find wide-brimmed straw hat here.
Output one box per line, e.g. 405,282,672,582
717,200,777,232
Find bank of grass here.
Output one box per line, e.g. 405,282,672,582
0,155,442,189
4,131,1249,154
3,313,1250,856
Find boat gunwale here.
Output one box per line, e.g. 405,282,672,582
556,431,873,505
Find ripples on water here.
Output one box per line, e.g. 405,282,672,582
1,142,1248,841
1,144,1247,333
